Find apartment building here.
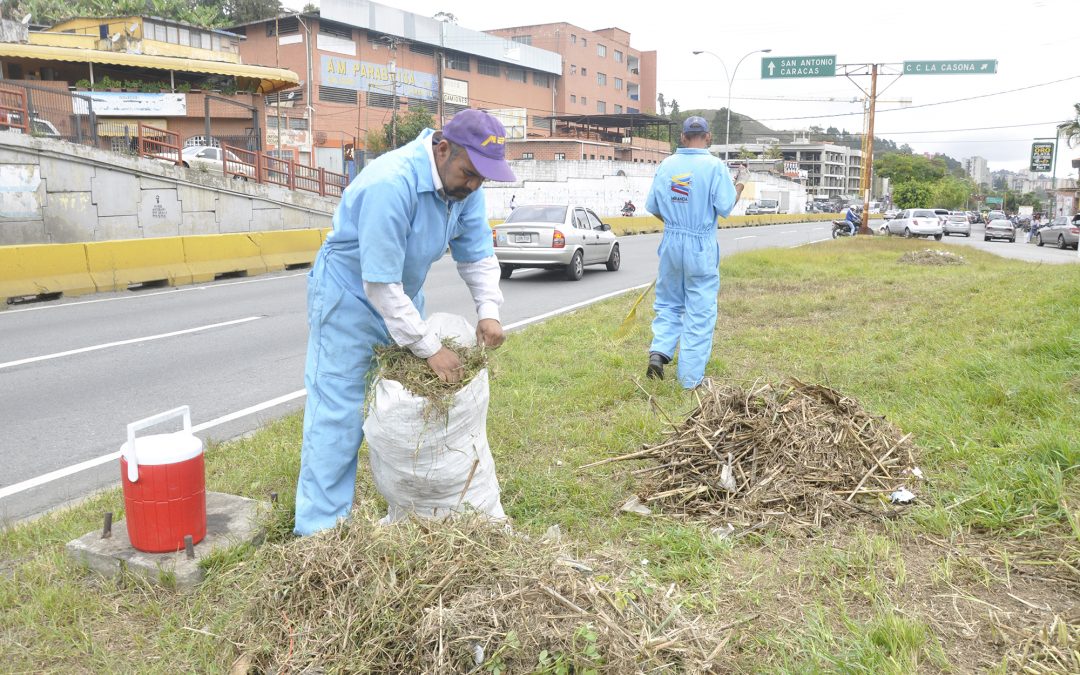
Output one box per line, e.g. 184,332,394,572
710,137,865,200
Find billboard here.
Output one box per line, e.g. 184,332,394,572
1030,142,1054,173
321,55,436,100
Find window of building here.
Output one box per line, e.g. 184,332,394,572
581,67,587,76
569,64,576,75
570,34,577,44
614,77,622,90
597,44,606,57
581,38,587,47
590,154,596,159
581,96,587,105
408,42,434,56
597,72,606,86
178,27,189,46
597,100,606,113
319,86,357,104
506,67,526,83
614,50,623,63
290,117,310,130
511,35,532,45
366,91,395,108
614,104,623,113
477,59,501,77
521,152,534,159
533,72,551,88
446,51,470,72
267,16,299,36
570,94,576,103
555,153,566,160
167,25,178,43
320,21,352,39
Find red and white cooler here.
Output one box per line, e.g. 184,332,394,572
119,406,206,553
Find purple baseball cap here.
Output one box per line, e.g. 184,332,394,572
441,109,518,183
683,116,709,134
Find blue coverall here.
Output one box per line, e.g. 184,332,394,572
294,129,494,536
645,148,737,388
845,208,859,235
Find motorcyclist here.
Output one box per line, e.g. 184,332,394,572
622,200,636,217
844,205,859,235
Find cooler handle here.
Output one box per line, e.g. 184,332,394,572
124,406,192,483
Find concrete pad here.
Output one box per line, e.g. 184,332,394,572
65,491,267,591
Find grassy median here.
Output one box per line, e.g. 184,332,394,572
1,238,1078,673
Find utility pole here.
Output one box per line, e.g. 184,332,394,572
858,64,878,234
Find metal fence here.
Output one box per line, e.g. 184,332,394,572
0,80,97,146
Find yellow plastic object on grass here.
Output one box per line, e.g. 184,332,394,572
614,278,656,338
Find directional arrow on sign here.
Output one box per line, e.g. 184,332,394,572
768,62,775,76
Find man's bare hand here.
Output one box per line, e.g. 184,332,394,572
476,318,505,349
427,347,464,383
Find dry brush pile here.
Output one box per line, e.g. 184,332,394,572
226,517,726,673
599,378,919,529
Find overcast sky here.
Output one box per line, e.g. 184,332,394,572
306,0,1080,176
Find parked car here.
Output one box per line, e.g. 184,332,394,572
152,145,254,179
745,202,760,215
984,218,1016,242
933,208,950,226
885,208,944,239
492,204,619,281
883,208,900,220
1034,215,1080,249
943,214,971,237
1,112,61,138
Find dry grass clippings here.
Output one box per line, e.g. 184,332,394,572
601,378,918,529
373,339,488,414
227,516,725,673
898,249,966,265
1003,614,1080,674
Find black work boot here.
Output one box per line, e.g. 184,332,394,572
646,352,669,380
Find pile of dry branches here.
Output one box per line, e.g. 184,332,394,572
898,249,966,265
602,378,918,529
229,516,725,673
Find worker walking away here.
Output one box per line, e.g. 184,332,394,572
644,116,744,388
295,109,516,536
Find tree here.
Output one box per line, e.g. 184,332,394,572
764,144,783,160
737,146,756,160
876,152,946,184
384,105,435,149
1060,102,1080,147
223,0,281,24
931,177,971,210
892,181,933,209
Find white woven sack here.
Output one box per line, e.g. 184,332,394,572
364,313,506,523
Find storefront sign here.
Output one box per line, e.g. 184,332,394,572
74,92,187,117
443,78,468,106
321,55,436,100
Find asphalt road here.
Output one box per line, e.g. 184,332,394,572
1,219,1073,523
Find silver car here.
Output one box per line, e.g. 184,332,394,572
943,214,971,237
886,209,944,239
984,219,1015,242
1035,215,1080,249
493,205,620,281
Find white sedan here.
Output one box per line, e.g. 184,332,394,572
885,208,944,240
492,205,620,281
152,145,254,180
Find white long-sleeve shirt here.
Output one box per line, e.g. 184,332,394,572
363,256,502,358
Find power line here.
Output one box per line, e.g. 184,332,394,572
753,74,1080,122
881,120,1071,135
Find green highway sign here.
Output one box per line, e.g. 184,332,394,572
903,60,997,75
761,55,836,79
1030,142,1055,172
986,197,1003,205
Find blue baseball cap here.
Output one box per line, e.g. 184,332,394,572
441,109,517,182
682,116,709,134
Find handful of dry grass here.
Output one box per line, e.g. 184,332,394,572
228,515,722,673
372,339,488,413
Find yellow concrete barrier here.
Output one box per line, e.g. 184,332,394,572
85,238,192,292
255,229,321,271
182,233,267,283
0,243,96,301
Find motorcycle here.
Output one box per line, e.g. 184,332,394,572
621,203,637,217
831,219,858,238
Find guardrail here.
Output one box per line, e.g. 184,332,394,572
219,143,346,197
0,87,29,134
138,123,181,165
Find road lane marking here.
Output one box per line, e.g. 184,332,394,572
790,238,833,248
0,316,263,370
0,389,307,500
0,273,308,316
781,230,796,234
504,282,652,330
734,236,757,241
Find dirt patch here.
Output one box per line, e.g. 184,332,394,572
596,378,918,530
898,249,967,265
227,516,725,673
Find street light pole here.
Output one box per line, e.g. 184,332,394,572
692,48,771,161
